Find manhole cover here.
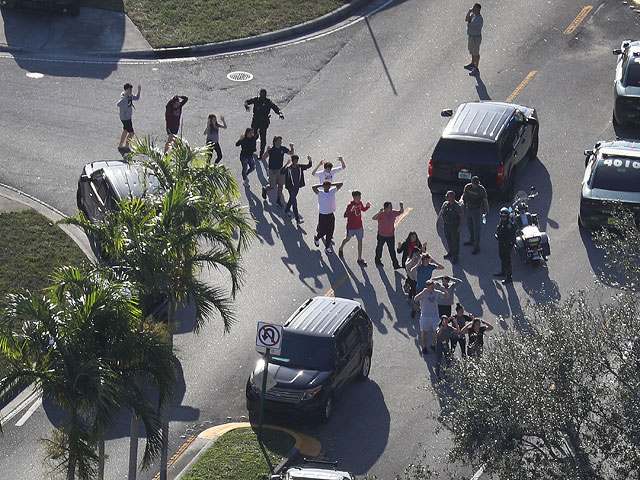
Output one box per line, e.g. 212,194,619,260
227,71,254,82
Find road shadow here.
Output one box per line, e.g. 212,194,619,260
474,75,491,100
578,224,631,288
364,16,397,96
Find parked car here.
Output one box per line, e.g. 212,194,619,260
0,0,79,15
246,296,374,423
271,459,355,480
579,140,640,228
613,40,640,126
427,101,539,200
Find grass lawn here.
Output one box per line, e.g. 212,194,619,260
0,210,88,380
181,427,295,480
79,0,350,48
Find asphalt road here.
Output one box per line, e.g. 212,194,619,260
0,0,637,479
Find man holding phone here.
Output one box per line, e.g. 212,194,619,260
464,3,483,76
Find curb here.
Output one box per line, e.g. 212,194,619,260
170,422,322,480
0,0,373,59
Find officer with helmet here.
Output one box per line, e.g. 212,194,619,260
494,207,516,284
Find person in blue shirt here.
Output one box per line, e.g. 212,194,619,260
410,252,445,293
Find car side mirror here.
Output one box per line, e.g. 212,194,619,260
583,150,593,157
526,117,538,127
613,49,622,55
441,109,453,117
79,174,91,182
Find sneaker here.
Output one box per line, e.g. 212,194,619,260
472,248,480,255
357,258,367,266
463,241,473,246
469,67,479,76
326,247,334,254
463,63,475,70
314,237,320,247
421,347,429,355
338,249,344,258
375,260,384,267
261,186,267,200
296,218,304,225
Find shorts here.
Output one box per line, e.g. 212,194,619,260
167,126,179,136
268,169,285,188
419,313,439,332
468,35,482,56
346,227,363,239
121,119,134,133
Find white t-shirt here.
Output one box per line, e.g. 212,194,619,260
418,290,445,327
314,166,343,183
317,187,338,215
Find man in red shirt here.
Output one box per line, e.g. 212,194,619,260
338,190,371,265
372,201,404,268
164,94,188,153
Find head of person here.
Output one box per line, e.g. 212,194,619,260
421,253,432,266
291,154,299,165
244,127,254,138
425,279,435,292
322,180,332,192
259,88,267,99
471,175,480,187
455,302,464,316
405,231,419,244
445,190,456,203
208,113,217,124
472,3,481,14
171,95,181,107
383,201,393,212
351,190,361,202
324,161,333,172
273,135,282,147
500,207,510,223
123,83,133,94
472,318,482,331
438,314,450,328
442,275,451,286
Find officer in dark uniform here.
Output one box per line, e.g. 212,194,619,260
436,190,464,264
244,89,284,157
494,207,516,284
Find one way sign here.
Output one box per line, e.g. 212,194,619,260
256,322,283,356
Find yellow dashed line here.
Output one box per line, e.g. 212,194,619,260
152,434,197,480
563,6,593,35
506,71,537,103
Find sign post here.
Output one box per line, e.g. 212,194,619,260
258,347,270,444
255,322,283,446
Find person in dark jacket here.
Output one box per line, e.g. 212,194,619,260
235,127,258,186
281,154,312,224
436,190,464,264
494,207,517,284
397,231,423,267
164,95,188,153
244,89,284,157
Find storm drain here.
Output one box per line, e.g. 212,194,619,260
227,71,254,82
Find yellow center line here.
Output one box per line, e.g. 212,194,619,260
563,6,593,35
324,207,414,297
505,71,537,103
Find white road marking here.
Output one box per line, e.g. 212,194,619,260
26,72,44,78
0,385,39,423
15,396,42,427
471,465,484,479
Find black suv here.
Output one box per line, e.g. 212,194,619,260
427,101,539,200
246,296,374,422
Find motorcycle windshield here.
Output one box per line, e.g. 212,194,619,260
513,191,529,210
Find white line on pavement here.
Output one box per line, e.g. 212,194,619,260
15,396,42,427
0,384,39,424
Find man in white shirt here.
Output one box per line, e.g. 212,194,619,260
311,156,346,183
312,180,344,254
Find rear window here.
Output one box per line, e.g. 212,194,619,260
592,157,640,192
270,332,334,371
625,61,640,87
433,138,499,165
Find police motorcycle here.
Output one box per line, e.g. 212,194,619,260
508,186,550,266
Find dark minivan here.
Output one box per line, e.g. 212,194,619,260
427,101,539,200
246,296,374,422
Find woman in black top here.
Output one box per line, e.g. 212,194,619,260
397,231,423,267
450,303,472,357
431,315,461,380
235,127,258,185
461,317,494,357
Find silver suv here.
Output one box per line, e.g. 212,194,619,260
271,460,354,480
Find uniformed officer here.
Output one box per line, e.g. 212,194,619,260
436,190,464,264
494,207,516,284
244,89,284,158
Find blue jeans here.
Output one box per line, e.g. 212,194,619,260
285,187,300,220
466,207,482,249
240,154,255,180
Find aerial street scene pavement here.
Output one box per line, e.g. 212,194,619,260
0,1,639,479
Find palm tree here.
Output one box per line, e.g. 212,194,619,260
0,265,175,480
62,137,255,480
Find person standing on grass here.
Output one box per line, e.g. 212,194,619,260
311,156,346,183
436,190,464,264
410,252,445,293
312,180,343,254
432,275,463,318
262,136,294,207
117,82,141,152
282,154,312,225
164,94,188,153
415,280,449,355
372,201,404,268
338,190,371,266
235,127,258,186
462,175,489,255
464,3,483,76
244,89,284,158
203,113,227,165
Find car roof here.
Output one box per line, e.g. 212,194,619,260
284,296,361,338
84,160,162,201
596,140,640,158
287,467,352,479
442,102,519,143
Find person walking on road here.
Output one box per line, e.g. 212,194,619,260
203,113,227,165
462,176,489,255
372,201,404,268
117,82,141,152
164,95,188,153
415,280,450,355
450,303,472,358
436,190,464,264
405,248,422,318
282,154,312,224
410,252,445,293
338,190,371,266
494,207,517,284
244,89,284,158
262,136,294,207
311,156,346,183
397,231,423,268
432,315,461,380
235,127,258,186
312,180,343,254
432,275,463,318
464,3,483,76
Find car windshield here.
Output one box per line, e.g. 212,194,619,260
625,62,640,87
270,332,334,370
592,157,640,192
434,138,499,164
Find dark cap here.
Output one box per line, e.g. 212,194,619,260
471,176,480,184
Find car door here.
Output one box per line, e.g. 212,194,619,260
333,322,361,391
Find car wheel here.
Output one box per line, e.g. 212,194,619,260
320,393,333,423
357,353,371,381
528,131,539,161
613,111,625,127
